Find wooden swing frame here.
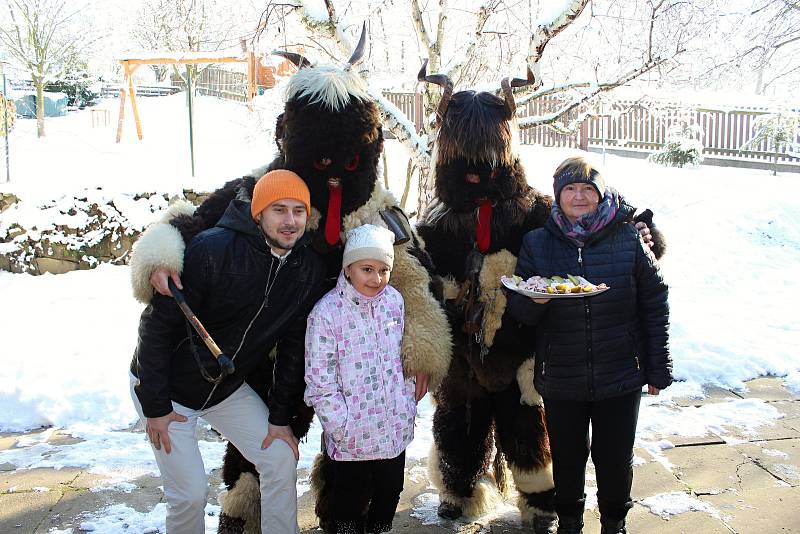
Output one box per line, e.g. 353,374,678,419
115,51,257,143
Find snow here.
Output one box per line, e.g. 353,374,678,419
1,94,799,530
640,491,721,520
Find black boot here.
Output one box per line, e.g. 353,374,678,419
533,514,558,534
600,517,627,534
556,515,583,534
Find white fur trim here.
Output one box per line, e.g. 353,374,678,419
478,250,517,347
218,472,261,533
517,357,543,407
284,65,370,112
510,463,554,495
129,201,194,304
161,199,196,222
517,494,558,523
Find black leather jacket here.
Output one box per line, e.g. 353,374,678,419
507,204,671,401
131,199,327,425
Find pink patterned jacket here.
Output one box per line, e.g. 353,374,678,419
304,272,416,461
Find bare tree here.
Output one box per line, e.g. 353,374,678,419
0,0,88,137
743,0,800,94
253,1,686,214
129,0,256,84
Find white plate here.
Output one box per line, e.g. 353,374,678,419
501,276,610,299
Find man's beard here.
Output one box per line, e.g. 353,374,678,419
264,225,301,251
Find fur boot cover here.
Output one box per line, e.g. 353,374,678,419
218,472,260,534
427,442,504,519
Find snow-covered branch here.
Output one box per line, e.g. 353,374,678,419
298,0,352,58
369,87,430,171
517,57,668,130
411,0,434,58
527,0,590,73
444,3,493,81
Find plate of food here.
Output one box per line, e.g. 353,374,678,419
501,274,610,299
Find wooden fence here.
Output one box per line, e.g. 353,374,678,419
582,102,800,164
105,69,799,168
383,91,800,168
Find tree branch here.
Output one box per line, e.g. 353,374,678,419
517,56,670,130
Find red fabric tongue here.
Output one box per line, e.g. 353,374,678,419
325,182,343,246
476,199,492,253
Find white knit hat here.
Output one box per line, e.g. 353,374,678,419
343,224,395,268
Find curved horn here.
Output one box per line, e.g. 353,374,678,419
417,59,454,124
345,22,368,70
501,64,538,117
271,50,312,69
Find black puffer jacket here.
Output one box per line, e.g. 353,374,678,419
507,203,671,401
131,199,327,425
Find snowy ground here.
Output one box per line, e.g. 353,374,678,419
1,95,799,532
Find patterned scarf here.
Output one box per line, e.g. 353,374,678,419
552,188,620,247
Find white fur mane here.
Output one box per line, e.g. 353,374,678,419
284,65,370,112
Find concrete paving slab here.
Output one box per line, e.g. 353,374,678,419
672,386,743,407
738,378,797,402
735,438,800,487
627,502,734,533
665,443,778,494
632,455,687,498
0,467,81,493
771,400,800,420
0,435,19,452
702,485,800,533
723,418,800,442
0,490,61,533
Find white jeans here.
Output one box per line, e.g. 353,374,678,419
130,374,299,533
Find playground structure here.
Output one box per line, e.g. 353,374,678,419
115,51,258,143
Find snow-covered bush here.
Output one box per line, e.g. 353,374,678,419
649,122,704,168
0,190,204,275
741,109,800,175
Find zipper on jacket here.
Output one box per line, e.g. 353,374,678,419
578,247,583,265
198,255,285,411
634,356,640,370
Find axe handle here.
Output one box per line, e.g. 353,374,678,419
168,280,223,358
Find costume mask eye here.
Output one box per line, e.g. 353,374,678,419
313,157,332,171
344,154,360,172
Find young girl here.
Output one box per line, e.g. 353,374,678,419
304,224,420,534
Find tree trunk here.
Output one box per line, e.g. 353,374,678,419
35,79,45,138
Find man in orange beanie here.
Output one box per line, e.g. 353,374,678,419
130,170,326,533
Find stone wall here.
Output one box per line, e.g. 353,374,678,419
0,189,207,275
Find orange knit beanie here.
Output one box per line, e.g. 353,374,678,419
250,170,311,220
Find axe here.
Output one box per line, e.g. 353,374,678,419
168,279,236,377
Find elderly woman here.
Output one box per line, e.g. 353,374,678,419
507,156,671,534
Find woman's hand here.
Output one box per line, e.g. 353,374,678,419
635,221,654,249
415,373,430,402
531,297,551,304
150,269,183,297
647,385,661,395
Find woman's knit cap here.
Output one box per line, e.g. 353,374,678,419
343,224,395,268
553,157,606,203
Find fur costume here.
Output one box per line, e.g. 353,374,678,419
416,63,665,532
129,51,451,533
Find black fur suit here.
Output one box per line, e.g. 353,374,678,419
129,62,452,534
416,74,665,531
